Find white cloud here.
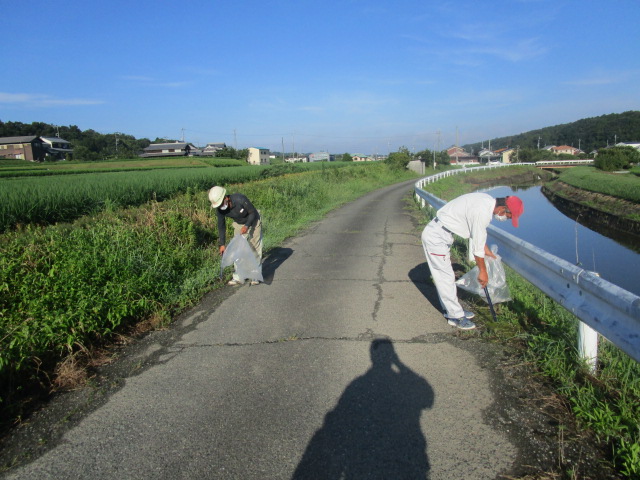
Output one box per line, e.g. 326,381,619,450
0,92,104,107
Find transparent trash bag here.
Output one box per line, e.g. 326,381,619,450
220,234,263,283
455,245,511,303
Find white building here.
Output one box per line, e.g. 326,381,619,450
309,152,333,162
616,142,640,151
248,147,270,165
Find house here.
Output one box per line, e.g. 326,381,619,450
0,136,47,161
201,143,227,156
494,147,517,163
352,154,374,162
616,142,640,151
140,141,197,158
40,137,73,160
551,145,579,156
446,146,478,165
309,152,334,162
247,147,270,165
285,156,308,163
477,148,500,163
0,135,73,161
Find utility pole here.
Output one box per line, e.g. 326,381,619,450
234,129,237,150
281,137,285,162
455,126,459,164
537,136,541,150
433,130,441,169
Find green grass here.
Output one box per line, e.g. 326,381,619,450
559,166,640,203
498,271,640,478
0,162,418,428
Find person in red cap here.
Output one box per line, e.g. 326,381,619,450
421,193,523,330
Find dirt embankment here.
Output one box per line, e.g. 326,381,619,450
463,169,555,188
542,181,640,236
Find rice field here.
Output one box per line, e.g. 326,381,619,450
0,161,351,232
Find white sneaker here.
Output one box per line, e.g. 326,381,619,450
447,317,476,330
249,280,260,286
444,310,475,320
228,279,243,286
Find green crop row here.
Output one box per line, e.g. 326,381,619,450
0,162,351,233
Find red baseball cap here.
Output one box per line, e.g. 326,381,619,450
506,196,524,227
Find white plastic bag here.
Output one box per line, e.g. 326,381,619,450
220,234,263,283
455,245,511,303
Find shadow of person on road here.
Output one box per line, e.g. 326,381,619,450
291,339,434,479
261,247,294,285
408,262,443,311
409,261,479,316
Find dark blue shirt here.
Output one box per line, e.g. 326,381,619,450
216,193,259,245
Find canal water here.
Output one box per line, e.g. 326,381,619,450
481,185,640,297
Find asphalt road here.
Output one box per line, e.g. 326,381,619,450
3,180,520,479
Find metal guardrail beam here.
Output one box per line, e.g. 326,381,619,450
414,166,640,363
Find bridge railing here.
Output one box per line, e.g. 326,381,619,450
535,159,594,166
414,165,640,366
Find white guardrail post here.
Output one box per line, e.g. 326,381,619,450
414,164,640,369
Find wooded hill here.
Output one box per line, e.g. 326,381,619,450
462,110,640,154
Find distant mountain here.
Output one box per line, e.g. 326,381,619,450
462,110,640,154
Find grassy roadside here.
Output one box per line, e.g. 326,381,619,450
0,163,418,432
418,167,640,478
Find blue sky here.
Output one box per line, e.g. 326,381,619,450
2,0,639,154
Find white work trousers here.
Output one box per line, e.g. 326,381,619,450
421,220,465,319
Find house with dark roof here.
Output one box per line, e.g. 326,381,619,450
201,143,227,156
40,137,73,159
0,136,73,161
140,141,198,158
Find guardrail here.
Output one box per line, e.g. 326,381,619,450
534,159,594,166
414,165,640,366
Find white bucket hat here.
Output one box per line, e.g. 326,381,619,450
208,186,226,208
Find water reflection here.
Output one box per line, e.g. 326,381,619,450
481,185,640,296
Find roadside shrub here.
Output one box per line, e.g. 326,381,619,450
384,147,412,170
595,146,639,171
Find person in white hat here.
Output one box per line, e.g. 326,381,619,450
208,186,262,285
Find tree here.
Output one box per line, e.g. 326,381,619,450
594,146,639,171
384,146,412,170
72,145,100,161
342,153,353,162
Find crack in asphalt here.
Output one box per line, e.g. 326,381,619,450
171,333,454,350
